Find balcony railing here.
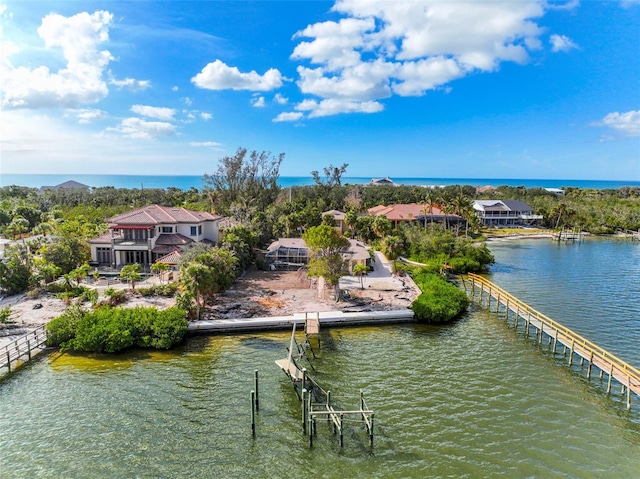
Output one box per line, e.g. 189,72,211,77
113,238,149,246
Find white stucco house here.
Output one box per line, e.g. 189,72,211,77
88,204,221,269
473,200,543,226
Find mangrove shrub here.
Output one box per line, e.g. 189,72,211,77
410,270,470,323
47,306,187,352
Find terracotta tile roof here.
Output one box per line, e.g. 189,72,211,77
367,203,445,221
87,232,117,244
107,204,221,226
151,244,182,254
155,251,182,265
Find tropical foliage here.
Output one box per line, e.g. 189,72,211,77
46,305,188,352
410,270,470,323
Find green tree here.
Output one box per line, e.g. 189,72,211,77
303,225,349,301
202,148,283,214
120,263,142,291
352,263,368,289
0,245,32,295
372,215,392,239
151,262,171,284
178,248,238,319
382,235,405,273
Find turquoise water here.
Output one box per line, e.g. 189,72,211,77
2,173,639,190
1,238,639,478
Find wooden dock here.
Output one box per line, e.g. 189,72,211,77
464,273,640,409
1,325,48,378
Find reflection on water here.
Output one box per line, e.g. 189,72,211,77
0,238,638,478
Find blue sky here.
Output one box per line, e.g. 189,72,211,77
0,0,638,180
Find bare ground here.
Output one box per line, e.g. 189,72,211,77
1,260,419,347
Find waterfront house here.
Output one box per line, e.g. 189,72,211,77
39,180,90,193
367,203,462,228
472,200,542,226
265,238,371,272
88,204,221,269
369,177,397,186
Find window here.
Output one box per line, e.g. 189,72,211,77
198,225,202,235
161,226,173,233
190,226,197,236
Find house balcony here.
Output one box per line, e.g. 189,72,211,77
113,238,151,250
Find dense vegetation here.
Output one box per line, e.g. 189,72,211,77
410,270,470,323
3,151,639,337
46,306,188,352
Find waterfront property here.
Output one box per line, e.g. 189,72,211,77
472,199,542,226
265,238,371,272
88,204,221,268
367,203,463,228
39,179,90,193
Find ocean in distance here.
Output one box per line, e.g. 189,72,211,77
2,173,640,191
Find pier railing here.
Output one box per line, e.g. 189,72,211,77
465,273,640,409
1,325,48,376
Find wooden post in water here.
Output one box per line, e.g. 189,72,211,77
339,413,344,447
302,388,307,433
568,340,575,366
370,413,375,447
553,329,558,354
254,370,260,411
539,323,544,346
6,351,10,372
627,377,632,410
514,308,519,330
587,353,593,379
327,391,331,424
251,390,256,437
27,340,32,360
607,364,614,394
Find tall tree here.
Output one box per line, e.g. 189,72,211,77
178,248,238,319
303,225,349,302
202,148,284,215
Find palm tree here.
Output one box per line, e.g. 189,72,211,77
352,263,368,289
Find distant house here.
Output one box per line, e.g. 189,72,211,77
544,188,565,195
39,180,90,193
265,238,371,272
473,200,542,226
88,204,221,268
322,209,347,233
367,203,462,228
369,177,397,186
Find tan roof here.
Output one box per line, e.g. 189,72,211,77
266,238,307,251
87,232,117,244
367,203,445,221
155,233,193,246
344,239,370,261
107,204,221,226
323,210,346,220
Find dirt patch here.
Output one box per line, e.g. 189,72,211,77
203,266,419,319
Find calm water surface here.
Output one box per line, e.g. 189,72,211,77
1,239,639,478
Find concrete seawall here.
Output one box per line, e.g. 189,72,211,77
188,309,415,334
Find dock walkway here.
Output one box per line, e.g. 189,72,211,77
189,309,415,333
465,273,640,409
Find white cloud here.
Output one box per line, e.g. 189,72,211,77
131,104,176,121
251,96,266,108
172,86,179,92
110,77,151,91
200,112,212,120
598,110,640,137
1,10,114,109
289,0,553,117
75,108,106,123
192,59,283,91
274,93,288,105
108,117,177,139
550,34,579,52
190,141,223,148
273,111,304,122
296,98,384,118
183,97,193,106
